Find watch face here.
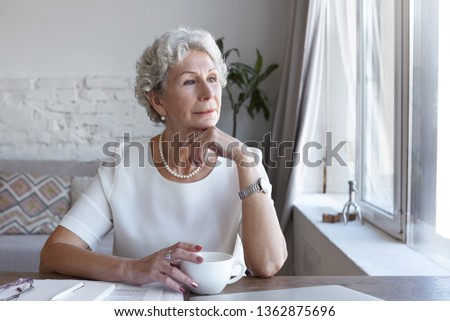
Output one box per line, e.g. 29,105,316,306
259,178,271,193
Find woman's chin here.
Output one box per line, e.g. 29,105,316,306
197,117,219,128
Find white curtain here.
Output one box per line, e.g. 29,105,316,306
268,0,328,275
324,0,357,193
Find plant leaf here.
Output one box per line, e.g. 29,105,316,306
260,91,271,120
238,92,247,105
216,37,240,61
224,48,240,60
216,38,224,53
254,49,263,74
259,64,279,82
248,92,258,119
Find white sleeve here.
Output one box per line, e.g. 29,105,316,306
59,147,121,251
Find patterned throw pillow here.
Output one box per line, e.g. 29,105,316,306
0,172,71,235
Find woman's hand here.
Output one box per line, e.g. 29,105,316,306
184,127,249,166
127,242,203,293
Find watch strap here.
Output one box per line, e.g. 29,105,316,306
238,178,262,200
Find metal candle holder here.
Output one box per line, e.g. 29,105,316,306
341,180,363,224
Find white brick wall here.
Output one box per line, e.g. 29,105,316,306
0,76,161,161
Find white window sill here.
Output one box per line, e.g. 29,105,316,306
293,193,450,276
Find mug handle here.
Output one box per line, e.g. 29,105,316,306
227,262,246,285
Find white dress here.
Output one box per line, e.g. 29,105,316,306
59,141,271,263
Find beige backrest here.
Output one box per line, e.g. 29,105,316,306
0,159,101,177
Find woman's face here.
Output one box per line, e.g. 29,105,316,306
157,50,222,134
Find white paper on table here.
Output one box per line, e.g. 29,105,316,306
17,279,115,301
104,283,183,301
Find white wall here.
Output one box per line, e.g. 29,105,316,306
0,0,292,160
293,206,366,276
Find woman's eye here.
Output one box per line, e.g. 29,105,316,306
183,80,195,85
207,76,218,83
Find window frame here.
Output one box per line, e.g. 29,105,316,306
405,0,450,269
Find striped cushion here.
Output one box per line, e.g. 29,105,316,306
0,172,71,234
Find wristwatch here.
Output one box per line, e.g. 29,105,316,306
238,177,270,200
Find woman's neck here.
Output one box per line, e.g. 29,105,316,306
159,130,199,173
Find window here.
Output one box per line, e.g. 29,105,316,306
317,0,448,271
407,0,450,270
354,0,450,270
356,0,405,239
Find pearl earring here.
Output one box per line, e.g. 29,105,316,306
161,115,166,121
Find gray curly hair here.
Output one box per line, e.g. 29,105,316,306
135,27,228,123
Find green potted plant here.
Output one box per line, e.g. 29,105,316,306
216,38,279,137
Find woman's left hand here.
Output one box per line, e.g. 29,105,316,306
126,242,203,293
184,127,245,166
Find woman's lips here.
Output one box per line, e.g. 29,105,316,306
194,109,215,115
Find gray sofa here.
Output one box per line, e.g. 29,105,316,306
0,159,113,272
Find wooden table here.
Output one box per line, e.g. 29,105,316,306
202,275,450,301
2,272,450,301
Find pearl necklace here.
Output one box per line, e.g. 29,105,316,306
158,133,201,179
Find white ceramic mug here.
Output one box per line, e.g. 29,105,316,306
180,251,245,295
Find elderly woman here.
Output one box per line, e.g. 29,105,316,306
40,27,287,293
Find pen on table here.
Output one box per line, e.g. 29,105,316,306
50,282,85,301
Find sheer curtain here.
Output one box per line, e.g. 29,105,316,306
268,0,328,275
324,0,357,193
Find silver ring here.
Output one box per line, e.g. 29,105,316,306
195,132,202,139
165,249,173,261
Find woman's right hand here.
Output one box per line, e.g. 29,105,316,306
127,242,204,293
